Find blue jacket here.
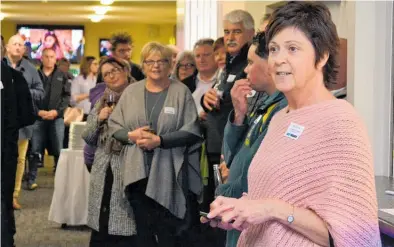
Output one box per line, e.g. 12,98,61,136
216,91,287,247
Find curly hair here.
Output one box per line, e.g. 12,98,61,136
265,1,340,85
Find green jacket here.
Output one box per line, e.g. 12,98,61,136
216,91,287,247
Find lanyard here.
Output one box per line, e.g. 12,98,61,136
244,103,277,147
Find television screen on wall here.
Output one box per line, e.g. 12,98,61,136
99,39,112,57
16,24,84,64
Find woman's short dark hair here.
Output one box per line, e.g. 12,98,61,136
110,32,133,52
266,1,340,85
98,57,133,83
253,32,268,59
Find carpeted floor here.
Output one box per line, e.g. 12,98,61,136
14,156,90,247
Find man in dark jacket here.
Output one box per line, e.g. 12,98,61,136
200,9,255,211
1,35,35,247
26,48,70,189
110,32,145,81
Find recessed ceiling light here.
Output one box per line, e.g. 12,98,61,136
93,6,110,15
100,0,114,5
90,15,104,23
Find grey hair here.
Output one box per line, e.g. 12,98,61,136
224,9,255,30
193,38,214,50
173,51,195,81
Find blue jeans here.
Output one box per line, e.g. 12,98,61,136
27,118,64,184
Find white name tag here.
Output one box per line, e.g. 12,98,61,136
164,107,175,115
284,122,305,140
227,74,236,83
0,81,3,90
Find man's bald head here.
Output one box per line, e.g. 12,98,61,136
7,34,25,60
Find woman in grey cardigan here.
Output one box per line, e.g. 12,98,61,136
81,57,137,247
109,42,203,247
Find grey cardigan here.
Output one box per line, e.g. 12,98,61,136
82,100,136,236
109,79,203,219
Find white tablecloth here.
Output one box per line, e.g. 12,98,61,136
48,149,90,225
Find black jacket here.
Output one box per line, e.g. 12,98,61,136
202,43,250,155
130,61,145,81
38,66,71,118
181,71,198,93
1,60,35,201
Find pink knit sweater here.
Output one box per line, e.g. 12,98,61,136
237,99,381,247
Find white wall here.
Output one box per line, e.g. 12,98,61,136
348,1,393,176
177,0,218,50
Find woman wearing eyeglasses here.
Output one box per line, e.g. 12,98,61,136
109,42,203,247
174,51,197,83
81,57,137,247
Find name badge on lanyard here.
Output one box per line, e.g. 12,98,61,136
285,122,305,140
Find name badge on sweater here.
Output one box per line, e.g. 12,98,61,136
164,107,175,115
227,74,236,83
285,122,305,140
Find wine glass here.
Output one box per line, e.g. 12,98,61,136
107,93,116,109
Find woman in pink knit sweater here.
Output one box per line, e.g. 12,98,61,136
203,2,381,247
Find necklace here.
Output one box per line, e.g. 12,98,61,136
145,88,165,129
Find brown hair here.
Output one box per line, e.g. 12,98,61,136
213,37,224,52
193,38,214,50
79,56,96,79
266,1,340,85
98,57,133,83
110,32,133,52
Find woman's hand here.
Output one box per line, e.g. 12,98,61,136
127,126,150,143
98,107,112,122
201,196,277,231
136,130,161,151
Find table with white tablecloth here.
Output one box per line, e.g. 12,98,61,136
48,149,90,226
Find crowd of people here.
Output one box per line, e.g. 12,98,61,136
1,1,382,247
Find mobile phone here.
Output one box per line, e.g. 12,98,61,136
199,211,235,223
200,211,221,221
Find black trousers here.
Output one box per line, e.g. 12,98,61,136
90,230,138,247
200,153,226,247
89,167,138,247
126,179,202,247
1,147,18,247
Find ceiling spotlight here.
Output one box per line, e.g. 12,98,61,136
100,0,114,5
93,6,110,15
90,15,104,23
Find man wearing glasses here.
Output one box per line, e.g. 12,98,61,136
109,32,145,81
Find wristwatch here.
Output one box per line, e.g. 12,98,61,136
287,214,294,224
287,205,295,224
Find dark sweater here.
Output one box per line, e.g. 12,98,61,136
202,44,250,155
